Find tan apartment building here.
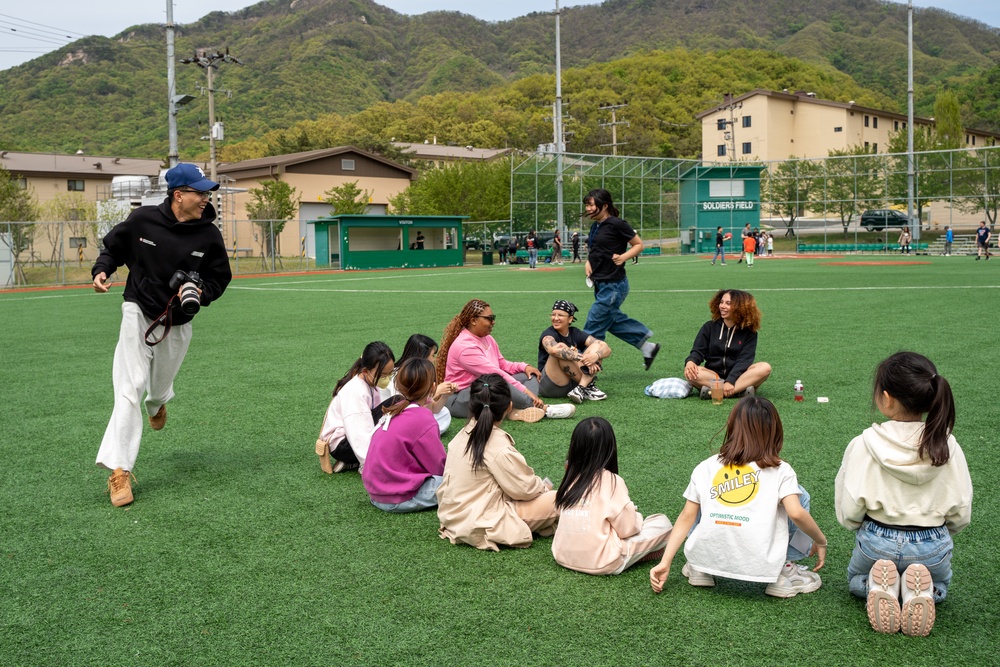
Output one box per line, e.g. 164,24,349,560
218,146,416,259
697,89,1000,163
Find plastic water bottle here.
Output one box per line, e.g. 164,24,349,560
794,380,804,402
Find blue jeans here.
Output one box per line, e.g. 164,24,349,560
528,248,538,268
711,246,725,263
846,519,953,602
583,278,651,350
371,475,442,513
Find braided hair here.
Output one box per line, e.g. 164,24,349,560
437,299,490,382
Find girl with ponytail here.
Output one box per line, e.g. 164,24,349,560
836,351,973,637
436,374,559,550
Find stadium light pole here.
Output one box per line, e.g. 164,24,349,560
907,0,917,241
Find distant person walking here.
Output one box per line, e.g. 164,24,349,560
975,221,991,260
767,232,774,256
527,230,539,269
552,232,563,265
571,232,582,263
738,223,751,263
582,188,661,370
710,226,726,265
943,226,953,256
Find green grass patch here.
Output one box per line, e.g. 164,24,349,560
1,255,996,666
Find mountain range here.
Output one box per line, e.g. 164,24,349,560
0,0,998,160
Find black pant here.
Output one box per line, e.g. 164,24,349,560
332,396,398,464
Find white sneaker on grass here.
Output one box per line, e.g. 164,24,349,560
900,563,935,637
545,404,576,419
585,383,607,401
681,563,715,587
866,559,901,634
764,562,822,598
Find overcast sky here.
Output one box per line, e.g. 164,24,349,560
1,1,997,71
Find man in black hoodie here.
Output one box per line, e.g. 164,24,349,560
92,163,232,507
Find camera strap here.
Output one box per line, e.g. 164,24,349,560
144,296,176,347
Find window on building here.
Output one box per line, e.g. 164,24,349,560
742,116,752,128
873,117,878,129
16,177,27,189
341,159,355,171
717,118,727,131
872,143,878,152
834,127,843,133
864,115,870,128
717,144,726,157
67,179,84,191
894,121,900,131
742,142,752,154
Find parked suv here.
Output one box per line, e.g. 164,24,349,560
860,209,912,231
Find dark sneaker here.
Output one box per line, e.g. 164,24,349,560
149,405,167,430
567,385,587,404
643,343,660,371
108,468,135,507
699,385,711,400
331,460,360,473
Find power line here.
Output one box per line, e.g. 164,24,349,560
0,13,88,37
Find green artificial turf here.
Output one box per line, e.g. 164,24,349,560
1,254,996,666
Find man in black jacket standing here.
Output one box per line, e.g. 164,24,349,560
92,163,232,506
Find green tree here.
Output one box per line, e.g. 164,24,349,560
246,179,300,267
887,127,942,224
954,148,1000,227
821,146,886,235
933,91,963,150
0,165,39,285
763,157,821,237
40,192,98,266
392,159,510,224
324,181,372,216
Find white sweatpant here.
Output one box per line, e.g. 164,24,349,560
96,301,192,471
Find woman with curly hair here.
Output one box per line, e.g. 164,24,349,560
683,289,772,399
437,299,575,422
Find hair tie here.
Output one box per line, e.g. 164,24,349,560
931,373,937,379
482,382,490,388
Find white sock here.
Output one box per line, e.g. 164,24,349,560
641,341,657,356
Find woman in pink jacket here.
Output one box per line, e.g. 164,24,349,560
436,299,574,423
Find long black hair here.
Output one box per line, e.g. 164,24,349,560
399,333,438,366
584,188,620,218
555,417,619,510
874,351,956,466
332,341,394,397
465,373,511,471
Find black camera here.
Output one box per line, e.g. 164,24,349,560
169,270,204,316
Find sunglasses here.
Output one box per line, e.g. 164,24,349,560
179,189,211,199
477,314,497,322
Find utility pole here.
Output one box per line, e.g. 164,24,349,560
179,49,242,215
599,103,629,155
166,0,178,167
554,0,565,234
716,93,743,161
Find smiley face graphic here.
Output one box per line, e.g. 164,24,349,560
710,464,760,507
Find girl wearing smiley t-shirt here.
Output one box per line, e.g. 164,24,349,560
650,396,827,597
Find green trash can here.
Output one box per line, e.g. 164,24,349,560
482,251,494,265
681,243,691,255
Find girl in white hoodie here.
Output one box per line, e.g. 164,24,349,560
836,352,973,637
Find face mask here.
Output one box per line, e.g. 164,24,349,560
376,374,391,390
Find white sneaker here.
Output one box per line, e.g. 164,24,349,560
545,404,576,419
567,385,587,404
681,563,715,587
765,562,822,598
866,559,901,634
900,564,935,637
585,383,607,401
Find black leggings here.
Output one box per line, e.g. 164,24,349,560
331,396,399,464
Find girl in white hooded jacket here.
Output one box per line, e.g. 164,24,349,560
835,351,972,638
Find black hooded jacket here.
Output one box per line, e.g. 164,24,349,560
92,197,232,325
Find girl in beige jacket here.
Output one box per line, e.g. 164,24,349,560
436,374,558,550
